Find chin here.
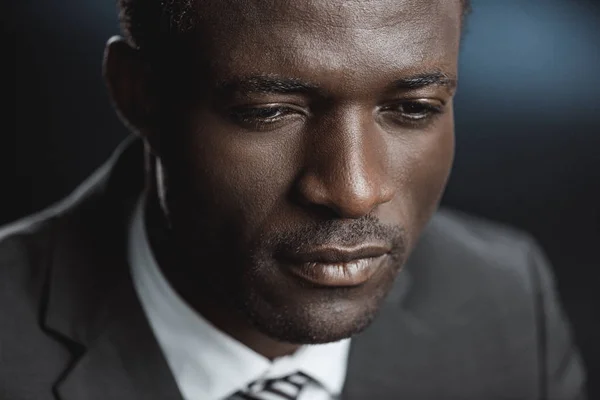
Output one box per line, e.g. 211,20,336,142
248,295,382,344
236,262,399,344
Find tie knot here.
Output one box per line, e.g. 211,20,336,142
228,371,315,400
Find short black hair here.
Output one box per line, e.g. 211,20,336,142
118,0,472,54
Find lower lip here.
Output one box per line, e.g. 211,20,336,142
285,255,387,287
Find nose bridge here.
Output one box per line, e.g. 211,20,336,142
299,108,394,218
328,119,379,197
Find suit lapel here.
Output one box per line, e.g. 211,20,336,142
40,138,183,400
54,278,183,400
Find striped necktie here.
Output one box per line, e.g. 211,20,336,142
227,371,315,400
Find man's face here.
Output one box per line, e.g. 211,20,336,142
153,0,461,344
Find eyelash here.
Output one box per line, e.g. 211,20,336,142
382,101,443,118
229,101,445,131
230,106,292,125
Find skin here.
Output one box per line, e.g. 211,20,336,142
104,0,462,359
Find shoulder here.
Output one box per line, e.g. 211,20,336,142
426,207,536,261
0,161,111,293
405,208,548,324
414,207,540,279
0,211,81,395
0,210,60,311
0,183,109,388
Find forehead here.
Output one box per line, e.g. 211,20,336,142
194,0,462,91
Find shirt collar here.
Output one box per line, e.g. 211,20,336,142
128,194,350,399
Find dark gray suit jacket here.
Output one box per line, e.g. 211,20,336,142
0,138,587,400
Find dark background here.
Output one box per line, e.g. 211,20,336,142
6,0,600,396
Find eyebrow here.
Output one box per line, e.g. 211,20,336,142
392,72,457,90
216,76,321,96
216,71,456,97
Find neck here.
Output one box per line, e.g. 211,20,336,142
143,181,301,360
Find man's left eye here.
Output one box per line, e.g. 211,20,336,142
386,100,443,120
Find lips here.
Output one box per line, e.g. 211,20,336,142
279,245,390,287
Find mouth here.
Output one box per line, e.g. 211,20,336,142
278,245,390,288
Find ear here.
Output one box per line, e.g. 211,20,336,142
103,36,158,140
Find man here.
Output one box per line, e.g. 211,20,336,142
0,0,587,399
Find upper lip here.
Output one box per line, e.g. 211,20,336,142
281,245,390,264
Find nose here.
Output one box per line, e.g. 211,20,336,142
295,111,395,219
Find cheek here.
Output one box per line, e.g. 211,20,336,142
176,115,301,238
391,115,455,236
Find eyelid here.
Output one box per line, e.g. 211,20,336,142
232,103,308,114
380,98,444,110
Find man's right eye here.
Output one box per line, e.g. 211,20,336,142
228,105,304,131
232,106,287,121
231,106,293,124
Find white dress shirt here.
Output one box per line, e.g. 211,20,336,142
128,195,351,400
